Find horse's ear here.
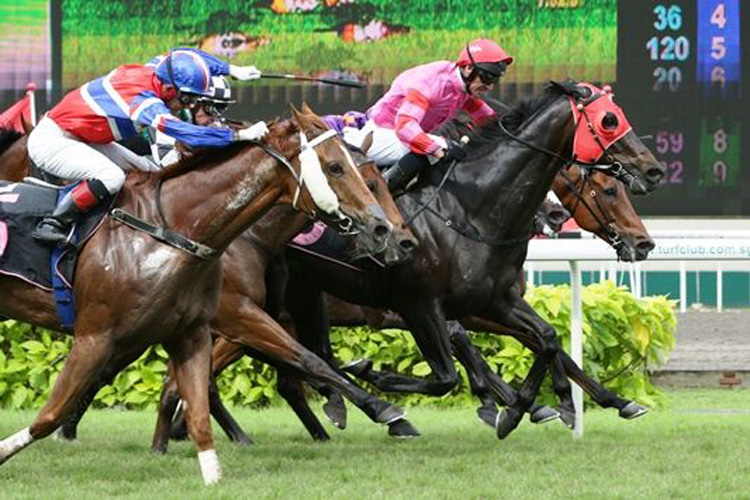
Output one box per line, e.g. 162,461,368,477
20,114,34,134
290,103,310,129
548,80,571,95
360,131,374,154
301,102,314,115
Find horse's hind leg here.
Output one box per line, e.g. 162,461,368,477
0,332,114,465
164,325,221,485
214,300,406,427
152,361,182,453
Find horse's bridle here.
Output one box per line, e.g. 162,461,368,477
112,128,356,261
404,85,635,249
248,128,357,235
557,168,625,253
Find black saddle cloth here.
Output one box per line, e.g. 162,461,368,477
0,180,110,289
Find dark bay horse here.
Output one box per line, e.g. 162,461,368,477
0,106,400,484
278,81,665,439
327,164,658,428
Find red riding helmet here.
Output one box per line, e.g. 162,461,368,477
457,39,514,83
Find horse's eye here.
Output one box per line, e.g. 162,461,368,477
601,112,619,131
603,186,617,197
327,162,344,176
366,180,378,193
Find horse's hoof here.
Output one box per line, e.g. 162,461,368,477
53,428,78,442
376,404,406,425
557,406,576,429
619,401,649,420
151,442,168,456
311,430,331,442
495,409,522,439
342,358,373,377
232,433,254,446
477,405,499,429
388,419,421,439
322,396,348,430
529,405,560,425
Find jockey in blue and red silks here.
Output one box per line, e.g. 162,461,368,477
27,48,269,245
343,38,514,191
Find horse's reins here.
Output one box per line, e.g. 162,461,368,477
403,86,631,247
113,128,346,260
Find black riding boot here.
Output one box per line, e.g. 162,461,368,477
382,152,431,193
33,179,109,246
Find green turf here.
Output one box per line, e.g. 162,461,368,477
2,389,750,498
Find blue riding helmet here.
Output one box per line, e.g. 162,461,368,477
154,50,215,97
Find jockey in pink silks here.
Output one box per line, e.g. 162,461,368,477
343,38,513,191
27,48,268,246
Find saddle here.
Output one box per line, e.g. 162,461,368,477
0,179,113,328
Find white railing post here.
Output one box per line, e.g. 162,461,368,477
569,260,584,439
717,262,723,312
526,263,535,288
679,261,687,313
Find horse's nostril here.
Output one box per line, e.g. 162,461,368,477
637,239,655,252
646,167,665,183
550,212,569,224
374,223,390,238
399,238,416,251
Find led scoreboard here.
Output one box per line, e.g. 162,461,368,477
617,0,747,215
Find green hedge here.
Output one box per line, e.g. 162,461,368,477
0,282,675,411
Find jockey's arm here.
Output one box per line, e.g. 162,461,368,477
131,94,234,148
394,89,443,157
462,96,496,124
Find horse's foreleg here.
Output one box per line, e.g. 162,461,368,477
344,301,460,397
165,325,220,485
481,297,558,440
463,315,645,424
1,332,114,465
277,370,330,441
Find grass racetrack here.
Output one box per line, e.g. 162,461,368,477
2,389,750,498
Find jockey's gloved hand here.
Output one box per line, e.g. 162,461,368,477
442,143,468,163
235,121,269,141
229,65,262,81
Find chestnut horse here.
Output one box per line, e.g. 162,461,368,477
0,105,399,484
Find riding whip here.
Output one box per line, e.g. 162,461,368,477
259,73,366,89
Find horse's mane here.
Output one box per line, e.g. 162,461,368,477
150,118,301,181
441,81,575,160
0,127,24,156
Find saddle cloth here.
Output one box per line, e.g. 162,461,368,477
0,180,111,327
288,222,385,272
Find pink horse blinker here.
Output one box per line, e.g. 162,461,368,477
569,83,632,165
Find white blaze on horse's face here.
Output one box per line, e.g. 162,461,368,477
546,190,562,206
298,130,341,215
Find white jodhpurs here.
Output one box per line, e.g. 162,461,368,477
27,116,159,194
342,120,447,167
